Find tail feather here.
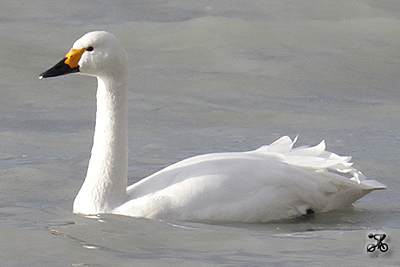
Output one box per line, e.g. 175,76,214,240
360,179,387,191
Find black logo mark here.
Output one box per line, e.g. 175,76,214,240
365,229,389,257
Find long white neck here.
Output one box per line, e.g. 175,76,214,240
73,74,129,214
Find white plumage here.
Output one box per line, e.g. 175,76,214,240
40,31,386,222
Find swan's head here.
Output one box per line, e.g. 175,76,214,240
40,31,128,79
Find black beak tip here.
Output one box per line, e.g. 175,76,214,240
38,72,46,80
38,70,56,79
39,58,79,80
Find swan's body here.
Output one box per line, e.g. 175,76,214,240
40,31,386,222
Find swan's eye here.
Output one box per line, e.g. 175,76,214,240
86,46,94,51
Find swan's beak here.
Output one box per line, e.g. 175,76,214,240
39,48,87,79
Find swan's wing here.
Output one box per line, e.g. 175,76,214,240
120,155,323,221
118,136,385,222
253,136,386,188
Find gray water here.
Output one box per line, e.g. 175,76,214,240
0,0,399,266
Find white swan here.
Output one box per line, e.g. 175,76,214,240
39,31,386,222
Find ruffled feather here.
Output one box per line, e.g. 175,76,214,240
253,136,370,184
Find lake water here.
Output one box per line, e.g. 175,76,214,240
0,0,399,266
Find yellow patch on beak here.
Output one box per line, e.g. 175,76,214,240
64,48,88,68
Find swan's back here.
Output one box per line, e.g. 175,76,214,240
115,136,385,222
